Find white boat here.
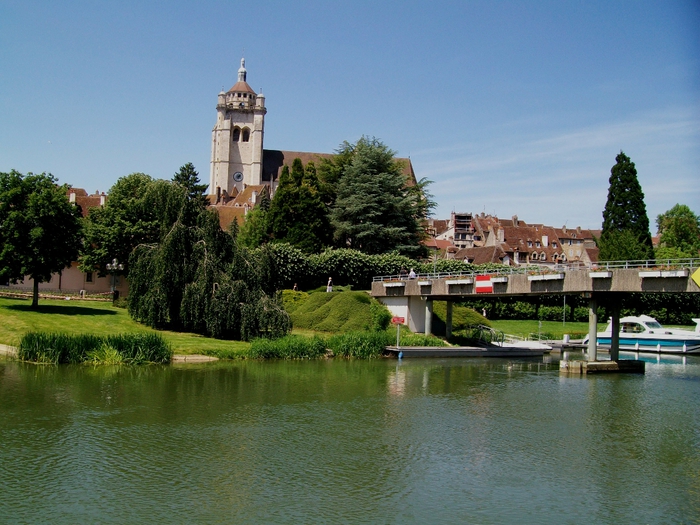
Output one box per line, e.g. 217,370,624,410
590,315,700,354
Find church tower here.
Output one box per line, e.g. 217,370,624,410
210,58,266,196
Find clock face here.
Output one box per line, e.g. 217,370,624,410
233,172,243,182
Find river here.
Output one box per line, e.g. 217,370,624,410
1,353,698,524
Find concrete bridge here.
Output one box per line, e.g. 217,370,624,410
370,259,700,362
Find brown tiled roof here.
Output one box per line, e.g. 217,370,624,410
422,238,453,250
261,150,417,185
67,188,105,217
228,81,256,94
211,205,247,230
454,245,507,265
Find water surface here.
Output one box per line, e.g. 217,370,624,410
1,355,698,524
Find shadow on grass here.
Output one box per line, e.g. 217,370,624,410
3,304,118,316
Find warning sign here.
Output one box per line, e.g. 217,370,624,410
475,275,493,293
692,268,700,288
392,316,405,324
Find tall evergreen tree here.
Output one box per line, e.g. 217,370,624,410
598,151,654,261
172,162,208,211
329,137,431,256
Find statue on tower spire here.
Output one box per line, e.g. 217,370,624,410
238,58,247,82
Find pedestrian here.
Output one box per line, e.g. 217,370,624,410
400,267,408,279
326,277,333,292
293,283,298,291
408,268,417,279
482,308,487,318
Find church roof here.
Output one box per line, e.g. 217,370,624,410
261,149,417,185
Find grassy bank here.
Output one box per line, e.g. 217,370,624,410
489,319,606,340
0,297,249,357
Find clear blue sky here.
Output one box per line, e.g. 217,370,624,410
1,0,698,230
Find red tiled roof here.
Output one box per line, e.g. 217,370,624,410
422,238,453,250
454,245,507,265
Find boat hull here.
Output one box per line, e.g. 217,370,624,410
596,337,700,354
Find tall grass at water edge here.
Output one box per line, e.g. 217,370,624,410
18,332,173,364
248,335,327,359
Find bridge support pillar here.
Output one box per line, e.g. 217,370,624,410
587,297,598,362
425,300,433,336
446,301,453,339
610,303,621,361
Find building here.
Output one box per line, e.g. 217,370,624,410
209,59,416,208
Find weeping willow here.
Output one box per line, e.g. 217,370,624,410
127,182,290,340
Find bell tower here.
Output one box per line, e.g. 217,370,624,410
210,58,266,196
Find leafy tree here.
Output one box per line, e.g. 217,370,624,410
79,172,158,275
598,151,654,261
329,137,432,256
238,207,269,249
127,180,290,340
0,171,83,308
655,204,700,259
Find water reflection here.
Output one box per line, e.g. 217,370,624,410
1,356,699,524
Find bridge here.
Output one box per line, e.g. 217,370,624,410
370,259,700,362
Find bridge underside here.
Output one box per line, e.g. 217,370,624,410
371,267,699,362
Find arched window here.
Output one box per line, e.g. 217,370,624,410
242,128,250,142
540,252,546,261
232,127,241,141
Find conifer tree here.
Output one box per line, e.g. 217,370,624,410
598,151,654,261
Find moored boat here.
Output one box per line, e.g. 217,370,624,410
591,315,700,354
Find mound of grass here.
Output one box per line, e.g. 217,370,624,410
287,290,373,333
431,302,490,336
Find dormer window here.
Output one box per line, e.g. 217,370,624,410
527,241,533,247
552,242,558,248
540,253,546,261
535,241,541,248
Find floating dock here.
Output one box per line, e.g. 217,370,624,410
385,346,550,358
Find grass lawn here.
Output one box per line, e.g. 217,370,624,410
489,319,606,340
0,297,249,356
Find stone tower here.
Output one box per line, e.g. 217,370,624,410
210,58,266,196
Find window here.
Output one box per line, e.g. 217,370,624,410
232,127,241,141
527,241,533,247
86,272,93,283
242,128,250,142
535,241,541,248
552,242,558,248
540,252,546,261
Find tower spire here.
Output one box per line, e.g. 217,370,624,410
238,58,246,82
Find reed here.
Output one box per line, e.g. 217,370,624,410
326,331,389,359
248,335,327,360
17,332,172,364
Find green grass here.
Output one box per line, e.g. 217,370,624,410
489,320,606,340
284,290,374,333
0,297,249,357
431,302,490,335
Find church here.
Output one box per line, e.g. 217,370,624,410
208,58,416,226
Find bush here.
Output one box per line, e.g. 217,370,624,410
370,302,392,332
247,335,327,359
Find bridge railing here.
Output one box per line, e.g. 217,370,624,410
372,258,699,282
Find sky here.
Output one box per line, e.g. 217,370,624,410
1,0,698,230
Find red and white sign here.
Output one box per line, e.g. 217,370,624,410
475,275,493,293
392,316,405,324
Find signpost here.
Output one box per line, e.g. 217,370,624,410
392,316,405,349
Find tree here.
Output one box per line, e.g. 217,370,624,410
172,162,208,211
0,171,83,308
329,137,433,256
598,151,654,261
655,204,700,259
79,172,158,275
266,160,332,253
